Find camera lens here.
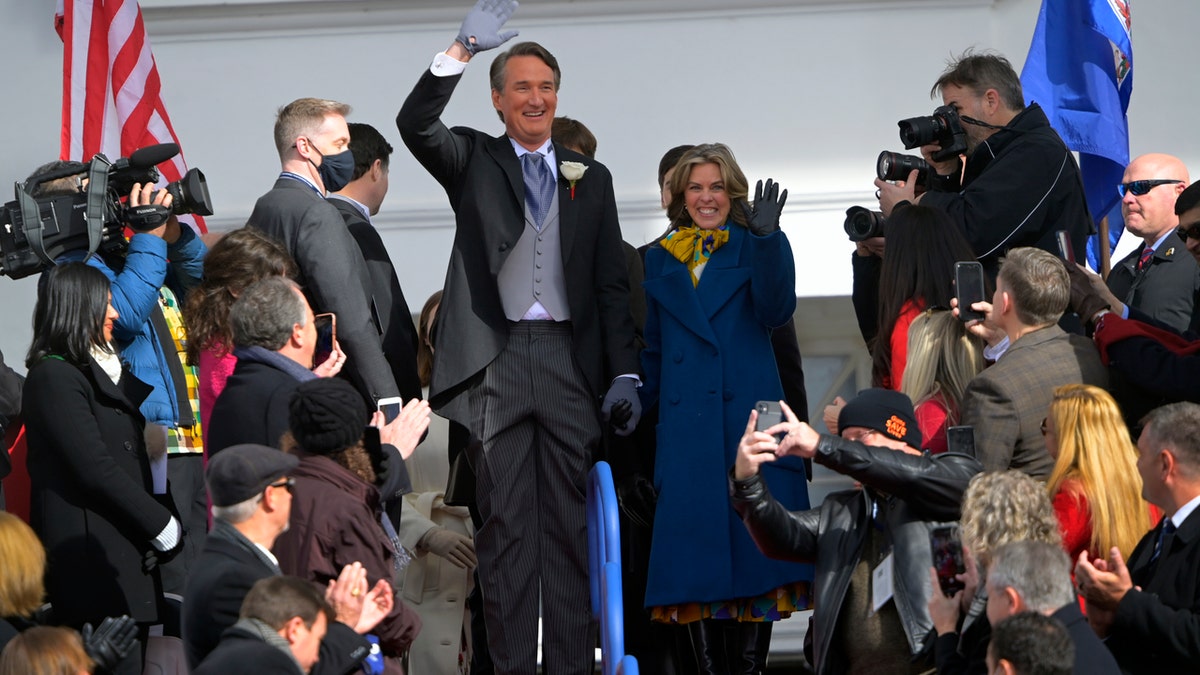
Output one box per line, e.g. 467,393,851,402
897,115,946,150
165,168,214,216
843,206,886,242
876,151,930,185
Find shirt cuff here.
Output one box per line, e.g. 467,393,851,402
431,51,469,77
614,374,642,387
152,516,181,552
983,335,1010,362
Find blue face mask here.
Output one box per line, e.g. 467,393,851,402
304,138,355,192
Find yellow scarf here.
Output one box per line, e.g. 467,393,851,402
663,225,730,286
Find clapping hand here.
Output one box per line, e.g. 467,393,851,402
457,0,520,56
744,179,788,236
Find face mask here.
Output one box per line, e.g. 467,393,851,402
303,138,355,192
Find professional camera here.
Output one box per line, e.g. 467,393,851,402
897,104,968,162
0,144,212,279
844,206,886,242
876,151,930,187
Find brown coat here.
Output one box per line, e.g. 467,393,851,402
272,453,421,661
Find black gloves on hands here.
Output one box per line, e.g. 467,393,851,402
82,615,138,673
744,178,788,236
601,378,641,437
457,0,519,56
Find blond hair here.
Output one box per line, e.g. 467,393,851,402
901,309,984,423
1045,384,1156,558
961,471,1061,569
0,512,46,617
273,98,351,157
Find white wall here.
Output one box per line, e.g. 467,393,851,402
4,0,1199,371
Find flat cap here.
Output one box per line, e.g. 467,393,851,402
206,443,299,507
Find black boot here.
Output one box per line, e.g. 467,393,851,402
686,619,731,675
729,622,772,674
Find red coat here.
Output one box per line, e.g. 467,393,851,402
272,453,421,662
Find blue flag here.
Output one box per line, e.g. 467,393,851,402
1020,0,1132,270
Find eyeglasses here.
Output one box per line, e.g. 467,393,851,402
1177,223,1200,241
1118,179,1183,198
267,477,295,494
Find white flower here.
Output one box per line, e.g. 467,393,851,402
560,161,588,182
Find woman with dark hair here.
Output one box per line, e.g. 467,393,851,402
852,204,978,390
641,143,810,671
23,263,179,675
180,228,301,443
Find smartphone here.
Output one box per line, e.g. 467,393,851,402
954,261,986,324
755,400,785,442
377,396,403,424
930,525,967,597
946,425,976,457
313,312,336,367
1054,230,1076,265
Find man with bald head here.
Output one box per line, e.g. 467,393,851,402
1106,153,1200,333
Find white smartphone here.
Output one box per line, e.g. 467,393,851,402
377,396,403,424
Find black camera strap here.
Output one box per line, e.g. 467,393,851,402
84,154,113,262
15,184,55,269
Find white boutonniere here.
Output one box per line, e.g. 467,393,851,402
560,161,588,200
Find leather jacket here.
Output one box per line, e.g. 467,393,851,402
730,434,982,675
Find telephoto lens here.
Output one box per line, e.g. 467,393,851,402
876,151,930,186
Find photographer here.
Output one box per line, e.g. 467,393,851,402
875,52,1091,277
29,159,208,593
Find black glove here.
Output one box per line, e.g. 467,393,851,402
616,474,657,529
82,615,138,673
1065,263,1111,324
601,378,641,437
607,399,633,430
743,178,788,236
456,0,520,56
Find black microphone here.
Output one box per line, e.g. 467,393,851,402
128,143,179,169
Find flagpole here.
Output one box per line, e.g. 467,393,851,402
1099,215,1111,279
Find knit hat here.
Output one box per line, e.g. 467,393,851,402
837,388,923,450
206,444,299,507
288,378,367,455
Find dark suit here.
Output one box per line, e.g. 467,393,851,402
397,67,638,674
961,325,1107,477
329,196,422,403
1106,507,1200,673
1051,601,1120,674
182,530,369,674
1107,231,1200,335
23,357,173,627
206,357,303,455
192,626,303,675
247,177,397,404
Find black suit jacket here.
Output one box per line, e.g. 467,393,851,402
192,626,303,675
206,359,299,454
1107,231,1200,335
397,69,638,423
182,534,368,674
329,197,422,403
1052,601,1120,674
247,178,397,403
1107,506,1200,673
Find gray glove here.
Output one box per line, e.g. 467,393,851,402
457,0,520,56
601,377,642,437
420,527,477,569
743,178,787,236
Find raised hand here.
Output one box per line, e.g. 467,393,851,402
744,178,788,236
457,0,520,56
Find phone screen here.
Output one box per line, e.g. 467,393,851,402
755,400,784,442
313,313,335,367
955,261,986,324
930,526,967,597
946,426,975,456
1054,230,1076,265
377,397,403,424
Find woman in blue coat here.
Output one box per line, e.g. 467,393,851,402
641,143,811,672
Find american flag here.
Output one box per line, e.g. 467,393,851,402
55,0,206,232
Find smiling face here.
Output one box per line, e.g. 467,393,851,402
684,162,731,230
492,55,558,151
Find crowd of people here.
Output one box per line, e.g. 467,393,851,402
3,1,1200,674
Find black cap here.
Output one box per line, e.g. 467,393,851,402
206,444,299,507
837,388,923,450
288,378,367,455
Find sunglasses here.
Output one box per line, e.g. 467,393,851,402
1177,223,1200,241
268,477,295,494
1118,179,1183,198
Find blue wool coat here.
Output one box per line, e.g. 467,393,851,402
640,224,812,608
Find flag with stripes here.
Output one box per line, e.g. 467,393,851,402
55,0,206,232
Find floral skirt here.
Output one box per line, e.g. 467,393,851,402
649,580,811,624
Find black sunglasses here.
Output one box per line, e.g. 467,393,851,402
1118,179,1183,198
268,477,295,494
1177,223,1200,241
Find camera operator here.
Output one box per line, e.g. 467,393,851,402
875,52,1091,278
30,160,208,593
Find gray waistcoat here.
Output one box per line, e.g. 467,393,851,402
497,187,570,321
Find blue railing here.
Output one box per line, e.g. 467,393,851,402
587,461,640,675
